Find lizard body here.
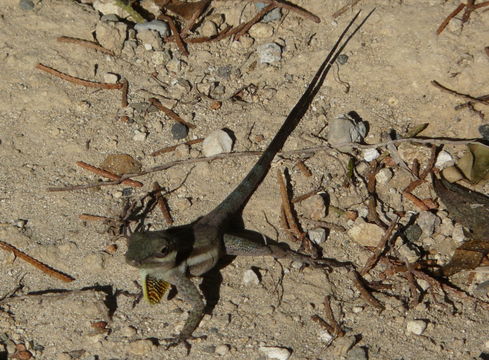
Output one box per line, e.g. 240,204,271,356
125,10,373,350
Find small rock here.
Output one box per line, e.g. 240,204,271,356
214,344,230,356
121,325,137,337
417,211,440,238
167,58,184,73
170,197,192,212
103,73,119,84
217,65,233,79
93,0,126,17
238,35,254,48
328,114,367,152
301,194,326,220
406,319,427,335
137,30,163,50
152,50,172,65
319,330,333,344
442,166,464,183
171,122,189,140
347,220,384,247
19,0,34,11
83,253,105,271
397,143,432,165
202,129,233,156
200,20,218,37
435,150,454,168
403,224,422,243
452,223,465,243
133,130,148,142
255,3,282,22
362,148,380,162
126,339,156,355
397,243,420,263
337,54,349,65
100,154,141,175
95,21,127,53
243,269,260,286
257,43,282,64
259,346,291,360
249,23,274,38
479,124,489,140
135,20,170,37
352,306,363,313
347,346,368,360
308,228,327,245
375,168,393,184
332,335,356,356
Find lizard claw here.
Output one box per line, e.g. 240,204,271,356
164,334,207,355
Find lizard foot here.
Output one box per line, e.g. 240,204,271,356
164,334,207,355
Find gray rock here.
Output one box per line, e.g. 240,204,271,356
19,0,34,11
337,54,349,65
202,129,233,156
347,346,368,360
417,211,440,238
255,3,282,22
328,114,367,152
257,43,282,64
171,122,189,140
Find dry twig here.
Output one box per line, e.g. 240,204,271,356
151,138,204,157
153,182,173,225
149,98,196,129
76,161,143,188
57,36,115,55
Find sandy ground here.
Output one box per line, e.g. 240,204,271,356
1,0,489,359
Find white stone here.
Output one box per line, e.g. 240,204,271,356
133,130,147,141
301,194,326,220
200,20,218,37
93,0,126,17
347,220,384,247
95,21,127,53
137,29,163,50
435,150,454,168
319,330,333,344
135,20,170,37
249,23,274,38
308,228,327,245
375,168,393,184
259,346,292,360
417,211,440,238
352,306,363,313
406,319,427,335
215,344,230,355
243,269,260,286
202,129,233,156
257,43,282,64
121,325,137,337
452,223,465,243
397,243,420,263
103,72,119,83
362,148,380,162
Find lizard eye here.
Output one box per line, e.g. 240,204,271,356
157,246,169,257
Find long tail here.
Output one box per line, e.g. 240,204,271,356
201,9,375,226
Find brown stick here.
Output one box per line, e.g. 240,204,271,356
153,182,173,225
76,161,143,188
310,314,335,334
323,296,345,337
352,271,384,310
277,169,303,241
79,214,113,222
436,3,465,35
235,4,275,40
158,15,189,56
36,64,123,90
248,0,320,23
148,98,196,129
295,160,312,177
431,80,489,105
120,78,129,107
0,240,75,282
332,0,362,18
151,138,204,157
56,36,115,56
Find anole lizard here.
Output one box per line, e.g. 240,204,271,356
125,10,373,351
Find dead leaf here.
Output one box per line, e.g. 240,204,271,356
155,0,210,20
455,143,489,184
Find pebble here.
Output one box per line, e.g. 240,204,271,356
417,211,440,238
479,124,489,140
337,54,349,65
214,344,230,356
347,220,384,247
442,166,464,183
200,20,218,37
171,122,189,140
403,224,422,243
362,148,380,162
93,0,125,17
249,23,274,38
308,228,327,245
127,339,156,355
375,168,393,184
19,0,34,11
318,330,333,344
435,150,454,168
406,319,427,335
133,129,148,142
347,346,368,360
152,50,172,65
100,154,141,175
103,72,119,84
121,325,137,337
243,269,260,285
301,194,326,220
134,20,170,37
255,3,282,22
202,129,233,156
136,29,163,50
452,223,465,243
259,346,292,360
95,21,127,53
257,43,282,64
397,243,420,263
328,114,367,152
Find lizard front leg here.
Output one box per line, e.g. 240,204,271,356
165,272,206,353
223,233,349,269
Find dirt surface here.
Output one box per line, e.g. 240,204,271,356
1,0,489,359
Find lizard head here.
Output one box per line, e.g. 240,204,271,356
125,231,178,271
